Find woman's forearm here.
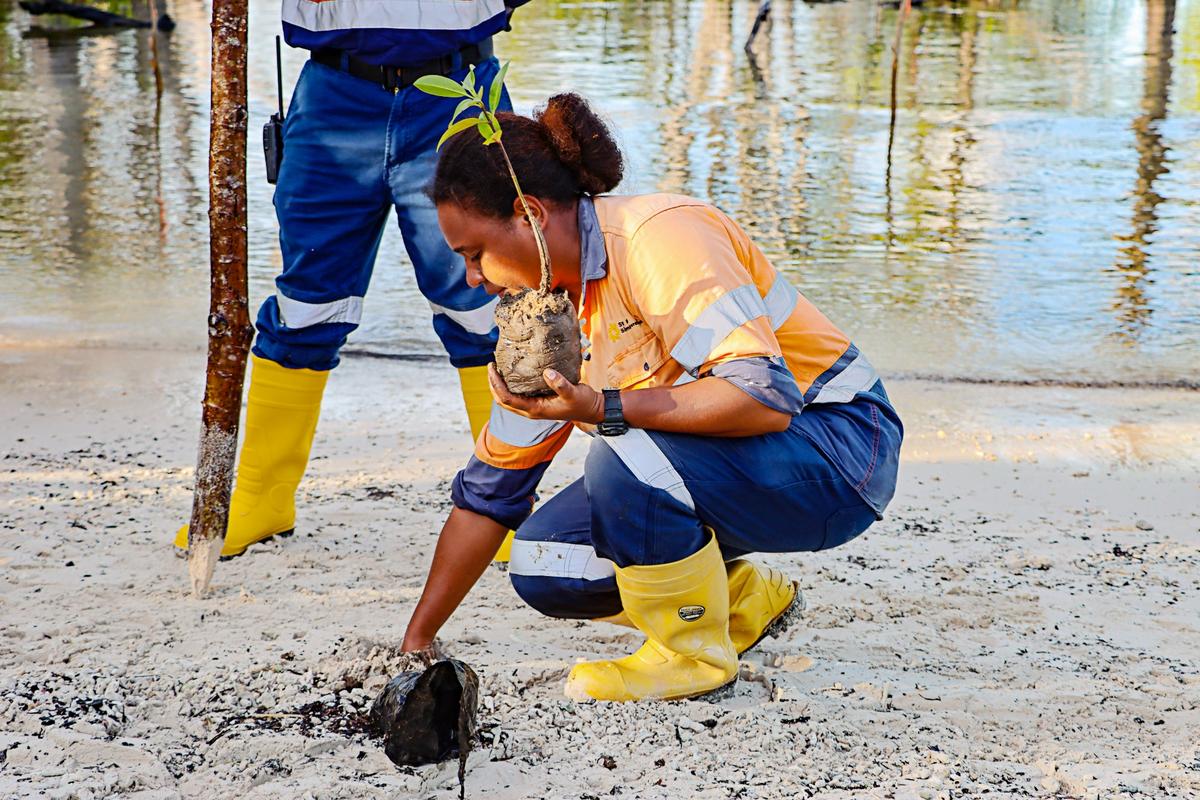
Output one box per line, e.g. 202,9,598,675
401,506,509,651
490,365,791,438
620,376,791,437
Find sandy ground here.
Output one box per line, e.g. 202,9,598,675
1,343,1198,800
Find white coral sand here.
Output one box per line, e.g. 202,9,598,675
1,346,1197,799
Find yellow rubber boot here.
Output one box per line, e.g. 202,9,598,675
458,365,515,563
457,364,493,440
593,560,800,655
565,536,738,702
174,355,328,558
725,560,802,654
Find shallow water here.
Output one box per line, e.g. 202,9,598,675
1,0,1197,385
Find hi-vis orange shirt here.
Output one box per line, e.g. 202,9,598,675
581,194,858,392
451,194,891,530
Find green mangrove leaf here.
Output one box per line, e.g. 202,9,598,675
437,117,480,150
488,61,509,112
463,66,476,93
452,97,477,121
476,115,496,139
414,75,468,98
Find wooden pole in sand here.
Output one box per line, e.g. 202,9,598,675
186,0,252,598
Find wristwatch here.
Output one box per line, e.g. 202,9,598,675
596,388,628,437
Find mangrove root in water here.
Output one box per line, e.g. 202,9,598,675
19,0,176,30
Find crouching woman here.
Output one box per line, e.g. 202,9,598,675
401,93,903,702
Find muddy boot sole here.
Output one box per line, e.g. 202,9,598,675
219,529,294,561
567,677,738,704
692,678,739,703
741,581,805,655
172,528,294,561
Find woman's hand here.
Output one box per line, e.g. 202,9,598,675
488,363,604,424
400,631,439,654
398,637,445,662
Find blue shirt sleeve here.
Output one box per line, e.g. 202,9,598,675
709,356,804,415
451,456,554,530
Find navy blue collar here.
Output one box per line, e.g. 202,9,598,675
578,196,608,284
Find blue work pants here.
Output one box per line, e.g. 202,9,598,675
253,56,510,371
508,398,895,620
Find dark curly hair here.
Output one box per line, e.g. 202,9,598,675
432,93,624,218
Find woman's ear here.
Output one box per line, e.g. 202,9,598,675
512,195,548,230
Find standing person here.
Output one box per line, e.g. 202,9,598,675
400,94,904,702
175,0,529,559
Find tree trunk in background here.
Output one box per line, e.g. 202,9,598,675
187,0,252,598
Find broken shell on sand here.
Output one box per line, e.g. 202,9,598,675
494,288,582,396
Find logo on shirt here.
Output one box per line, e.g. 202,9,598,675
607,318,643,342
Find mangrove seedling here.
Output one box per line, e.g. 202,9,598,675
415,65,582,397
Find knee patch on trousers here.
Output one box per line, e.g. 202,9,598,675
510,572,622,620
508,536,621,620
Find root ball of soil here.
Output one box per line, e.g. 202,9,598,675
494,288,582,396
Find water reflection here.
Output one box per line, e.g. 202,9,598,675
1111,0,1175,341
43,36,89,258
0,0,1197,386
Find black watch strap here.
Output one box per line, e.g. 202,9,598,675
596,388,628,436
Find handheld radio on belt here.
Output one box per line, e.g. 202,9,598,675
263,35,284,185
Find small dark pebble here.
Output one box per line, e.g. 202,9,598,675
600,754,617,770
654,758,665,767
65,561,74,567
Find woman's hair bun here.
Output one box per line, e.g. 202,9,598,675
432,91,626,218
536,93,624,195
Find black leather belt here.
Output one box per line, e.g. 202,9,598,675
312,38,494,92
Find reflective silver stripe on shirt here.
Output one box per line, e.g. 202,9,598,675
283,0,506,33
488,405,568,448
670,284,768,374
276,292,363,329
810,352,880,404
597,429,695,511
763,273,800,330
509,539,615,582
430,298,498,336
